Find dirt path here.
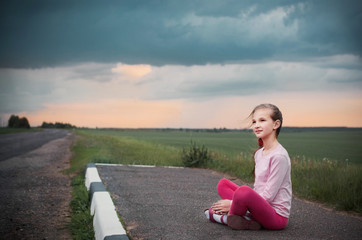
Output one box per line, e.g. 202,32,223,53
0,130,75,239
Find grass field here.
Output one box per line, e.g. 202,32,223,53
70,128,362,215
0,127,42,134
81,128,362,164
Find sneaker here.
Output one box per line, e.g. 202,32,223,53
204,208,227,225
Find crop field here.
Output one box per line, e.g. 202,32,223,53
80,128,362,164
71,128,362,214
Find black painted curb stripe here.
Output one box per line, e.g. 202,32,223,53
87,162,97,168
104,234,130,240
89,181,107,206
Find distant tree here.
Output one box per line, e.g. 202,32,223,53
18,117,30,128
8,115,19,128
8,115,30,128
41,121,76,129
41,122,54,128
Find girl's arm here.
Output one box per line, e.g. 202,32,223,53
260,154,289,202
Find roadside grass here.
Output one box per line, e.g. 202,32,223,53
69,128,362,238
69,176,94,240
0,127,42,134
291,157,362,213
69,130,181,171
206,152,255,183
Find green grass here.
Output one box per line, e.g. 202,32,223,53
291,157,362,213
84,129,257,156
0,127,42,134
69,128,362,224
83,128,362,165
279,130,362,165
69,176,94,240
69,130,182,172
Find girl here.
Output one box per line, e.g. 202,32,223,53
205,103,292,230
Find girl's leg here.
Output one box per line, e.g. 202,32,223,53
205,178,239,225
204,208,228,225
229,186,288,230
217,178,239,200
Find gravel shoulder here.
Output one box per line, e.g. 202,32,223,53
0,130,75,239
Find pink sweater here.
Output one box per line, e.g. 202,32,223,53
254,144,292,218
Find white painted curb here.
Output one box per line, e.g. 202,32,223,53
85,163,129,240
85,166,102,190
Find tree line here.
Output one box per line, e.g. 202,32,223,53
6,115,76,129
41,122,76,129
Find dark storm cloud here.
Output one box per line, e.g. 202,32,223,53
0,0,361,68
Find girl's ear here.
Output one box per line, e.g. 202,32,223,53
273,119,281,130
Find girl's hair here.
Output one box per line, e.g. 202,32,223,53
249,103,283,137
250,103,283,177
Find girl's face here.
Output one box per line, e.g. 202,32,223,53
251,108,280,140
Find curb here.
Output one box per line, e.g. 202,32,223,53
85,163,129,240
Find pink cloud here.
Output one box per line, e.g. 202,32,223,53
111,64,152,80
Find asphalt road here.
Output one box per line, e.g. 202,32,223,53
0,129,73,239
0,129,69,161
98,165,362,240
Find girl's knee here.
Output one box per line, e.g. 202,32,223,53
217,178,228,187
217,178,239,199
217,178,229,193
217,178,232,190
233,185,254,200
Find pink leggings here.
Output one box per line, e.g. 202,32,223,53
217,178,288,230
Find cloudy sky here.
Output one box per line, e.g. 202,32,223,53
0,0,361,128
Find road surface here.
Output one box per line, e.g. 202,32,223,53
0,129,74,239
98,164,362,240
0,129,69,161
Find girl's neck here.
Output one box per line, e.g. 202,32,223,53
262,136,279,152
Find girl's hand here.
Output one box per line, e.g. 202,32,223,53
211,199,231,215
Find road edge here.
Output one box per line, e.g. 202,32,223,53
85,163,129,240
